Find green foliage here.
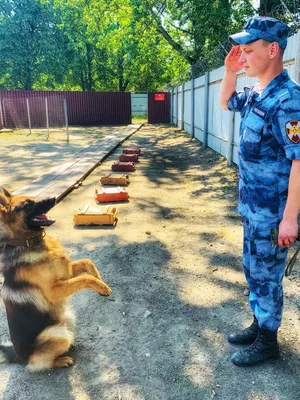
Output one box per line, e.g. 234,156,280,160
0,0,298,91
258,0,300,27
0,0,68,89
131,0,254,66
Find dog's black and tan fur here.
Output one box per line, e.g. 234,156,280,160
0,187,112,372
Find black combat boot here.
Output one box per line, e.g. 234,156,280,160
231,328,279,366
228,316,258,345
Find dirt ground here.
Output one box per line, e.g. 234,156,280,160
1,123,300,400
0,125,135,191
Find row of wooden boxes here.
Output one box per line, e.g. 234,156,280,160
73,147,141,226
111,148,140,172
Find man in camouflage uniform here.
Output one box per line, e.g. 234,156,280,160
220,16,300,366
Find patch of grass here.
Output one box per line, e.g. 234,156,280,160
132,115,147,123
236,298,246,307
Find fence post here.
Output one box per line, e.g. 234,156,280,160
227,112,235,167
64,99,69,143
26,98,32,135
0,99,4,129
1,99,6,128
181,83,185,130
191,78,195,137
45,97,49,139
202,71,209,148
176,86,178,126
170,88,173,124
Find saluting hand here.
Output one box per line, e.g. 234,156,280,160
225,46,244,73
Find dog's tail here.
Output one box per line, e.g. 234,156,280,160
0,345,19,364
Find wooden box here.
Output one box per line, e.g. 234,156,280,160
118,154,139,162
73,204,118,226
95,187,129,203
100,174,130,186
123,148,141,155
111,161,135,172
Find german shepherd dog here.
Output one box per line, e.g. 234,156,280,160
0,187,112,372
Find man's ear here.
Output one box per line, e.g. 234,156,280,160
269,42,280,59
2,186,12,198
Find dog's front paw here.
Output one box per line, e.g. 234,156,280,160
99,283,112,296
54,356,74,368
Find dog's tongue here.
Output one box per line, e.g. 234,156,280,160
33,214,56,226
35,214,47,219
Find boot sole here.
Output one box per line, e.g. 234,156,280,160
231,353,280,367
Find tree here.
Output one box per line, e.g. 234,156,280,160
1,0,297,91
130,0,254,76
0,0,68,89
257,0,300,25
54,0,186,91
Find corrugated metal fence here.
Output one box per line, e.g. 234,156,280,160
171,30,300,166
148,92,171,123
0,90,132,129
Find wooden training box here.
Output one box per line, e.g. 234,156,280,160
112,161,135,172
73,204,118,226
95,187,129,203
123,148,141,155
100,174,130,186
118,154,139,162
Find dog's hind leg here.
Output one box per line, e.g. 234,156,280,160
27,324,74,372
71,259,102,280
61,304,76,333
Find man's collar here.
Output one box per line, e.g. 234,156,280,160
258,69,289,100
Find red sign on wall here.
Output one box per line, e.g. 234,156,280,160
155,93,165,101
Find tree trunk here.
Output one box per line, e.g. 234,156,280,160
117,51,129,92
80,71,86,91
258,0,281,15
24,63,32,90
86,43,93,92
119,80,129,92
156,23,197,65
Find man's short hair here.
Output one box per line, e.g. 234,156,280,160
261,39,285,57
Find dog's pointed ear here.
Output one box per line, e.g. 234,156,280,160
0,193,8,208
2,186,12,198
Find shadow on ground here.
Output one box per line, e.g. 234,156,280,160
1,123,300,400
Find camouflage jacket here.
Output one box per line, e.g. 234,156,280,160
227,69,300,222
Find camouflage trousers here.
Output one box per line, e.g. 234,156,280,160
243,218,288,331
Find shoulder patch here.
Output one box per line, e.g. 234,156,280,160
286,120,300,144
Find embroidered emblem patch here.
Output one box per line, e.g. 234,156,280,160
286,120,300,144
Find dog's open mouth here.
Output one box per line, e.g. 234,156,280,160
29,213,56,227
27,197,56,229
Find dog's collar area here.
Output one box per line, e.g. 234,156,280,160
6,232,46,248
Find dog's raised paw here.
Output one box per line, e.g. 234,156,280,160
99,284,112,296
54,356,74,368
